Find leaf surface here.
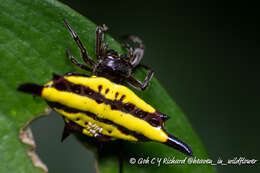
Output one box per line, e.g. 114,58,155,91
0,0,217,172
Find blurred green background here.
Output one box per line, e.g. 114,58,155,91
30,0,259,173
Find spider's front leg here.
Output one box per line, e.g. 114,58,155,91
66,49,92,72
64,19,96,67
96,24,108,60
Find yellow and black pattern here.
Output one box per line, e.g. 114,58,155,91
43,74,169,142
18,73,193,156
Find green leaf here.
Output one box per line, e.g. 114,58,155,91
0,0,217,173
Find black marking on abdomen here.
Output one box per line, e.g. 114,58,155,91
123,103,135,112
119,95,125,102
71,84,81,94
49,75,166,128
115,92,119,99
47,101,149,141
98,85,102,93
96,98,104,104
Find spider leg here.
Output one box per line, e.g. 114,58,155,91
66,49,92,72
131,48,144,67
96,24,108,60
61,121,83,142
126,64,154,91
101,43,108,56
64,19,96,67
120,35,144,67
121,42,134,58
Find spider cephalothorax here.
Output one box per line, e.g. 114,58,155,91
64,19,154,90
93,50,133,83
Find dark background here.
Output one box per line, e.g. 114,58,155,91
31,1,260,173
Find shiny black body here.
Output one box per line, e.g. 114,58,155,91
64,19,154,90
94,51,132,83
